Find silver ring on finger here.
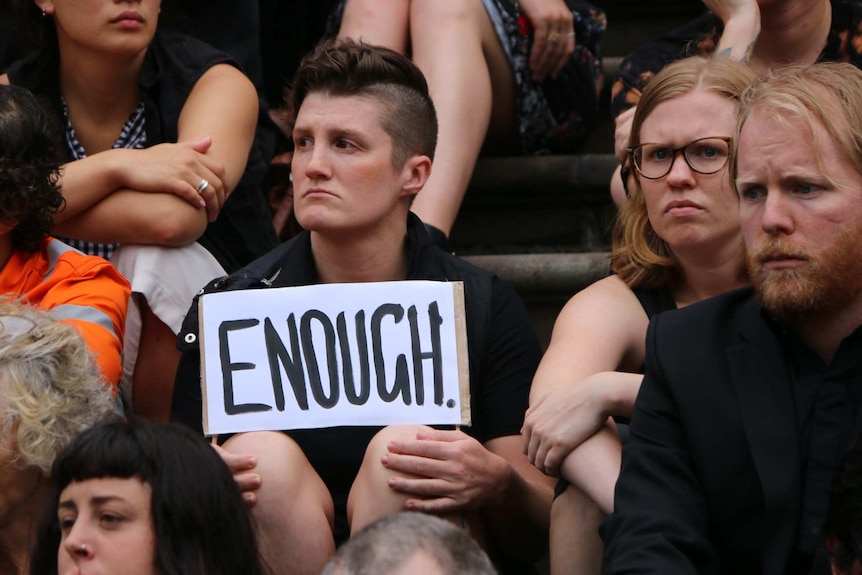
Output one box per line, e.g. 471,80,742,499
195,178,210,194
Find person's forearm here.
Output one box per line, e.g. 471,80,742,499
715,8,761,62
599,371,645,419
54,151,126,223
55,189,207,246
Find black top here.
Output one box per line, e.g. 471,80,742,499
632,284,677,320
602,286,862,575
776,320,862,574
172,213,542,544
5,29,278,272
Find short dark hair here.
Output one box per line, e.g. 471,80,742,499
823,438,862,574
321,512,497,575
29,418,266,575
290,39,438,167
0,84,64,252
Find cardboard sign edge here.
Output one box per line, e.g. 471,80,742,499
452,281,471,426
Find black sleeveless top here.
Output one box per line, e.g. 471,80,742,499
632,284,677,320
6,29,278,272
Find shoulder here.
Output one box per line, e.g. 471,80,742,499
553,274,646,340
148,28,237,68
202,232,310,296
556,275,643,330
141,28,238,96
570,274,640,309
44,238,121,276
177,232,312,343
37,240,130,299
3,48,55,93
648,286,757,353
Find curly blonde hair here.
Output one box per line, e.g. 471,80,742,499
0,300,115,472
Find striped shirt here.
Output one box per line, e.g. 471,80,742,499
59,97,148,260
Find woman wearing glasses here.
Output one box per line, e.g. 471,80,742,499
522,56,756,574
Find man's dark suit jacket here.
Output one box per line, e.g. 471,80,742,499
601,286,803,575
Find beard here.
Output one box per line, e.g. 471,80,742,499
746,220,862,323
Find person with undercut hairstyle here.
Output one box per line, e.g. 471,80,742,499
172,40,551,575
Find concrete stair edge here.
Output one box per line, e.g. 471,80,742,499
462,252,611,295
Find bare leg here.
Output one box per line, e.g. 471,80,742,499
408,0,518,235
550,484,604,575
338,0,410,54
559,420,621,515
224,431,335,575
348,425,463,534
132,299,179,422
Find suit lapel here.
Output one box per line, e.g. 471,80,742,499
727,301,800,575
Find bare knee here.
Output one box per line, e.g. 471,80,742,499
339,0,410,52
224,431,334,527
348,425,432,532
225,432,335,575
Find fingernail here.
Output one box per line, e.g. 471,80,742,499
247,456,257,468
381,455,390,465
250,474,261,487
388,478,395,487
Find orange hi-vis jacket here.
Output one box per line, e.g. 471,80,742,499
0,238,130,386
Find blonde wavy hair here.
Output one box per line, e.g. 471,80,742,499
0,300,115,472
732,62,862,193
611,57,757,288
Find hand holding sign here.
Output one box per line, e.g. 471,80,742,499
212,444,261,507
382,429,514,513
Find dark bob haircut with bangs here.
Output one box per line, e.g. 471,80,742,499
289,38,438,168
29,418,266,575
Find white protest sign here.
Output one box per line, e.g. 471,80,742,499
199,281,470,436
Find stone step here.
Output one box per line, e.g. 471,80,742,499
463,252,610,296
452,153,618,253
470,153,618,192
463,252,611,348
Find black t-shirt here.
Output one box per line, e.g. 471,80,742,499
171,214,542,542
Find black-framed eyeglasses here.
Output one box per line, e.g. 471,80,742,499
628,137,732,180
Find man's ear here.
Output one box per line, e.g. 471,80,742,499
399,155,432,199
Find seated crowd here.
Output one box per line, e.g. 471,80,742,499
1,1,862,574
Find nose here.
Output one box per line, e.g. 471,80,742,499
302,145,331,180
758,191,795,236
62,524,94,562
664,151,696,189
